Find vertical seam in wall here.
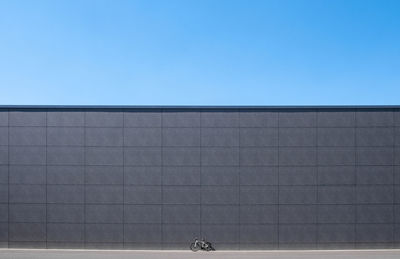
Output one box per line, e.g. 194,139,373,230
393,109,395,247
161,110,163,249
315,111,319,248
277,112,280,249
238,110,241,250
199,111,202,240
45,110,48,248
83,111,86,248
122,111,125,248
354,110,357,248
7,109,9,248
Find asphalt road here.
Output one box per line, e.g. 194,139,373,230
1,250,400,259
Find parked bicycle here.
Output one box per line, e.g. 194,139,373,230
190,238,215,251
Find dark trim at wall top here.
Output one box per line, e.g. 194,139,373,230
0,105,399,110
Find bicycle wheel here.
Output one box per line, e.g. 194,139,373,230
190,243,200,252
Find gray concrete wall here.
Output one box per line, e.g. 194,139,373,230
0,107,399,250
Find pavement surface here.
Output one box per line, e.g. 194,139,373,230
1,249,400,259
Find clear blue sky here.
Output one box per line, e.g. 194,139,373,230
0,0,399,105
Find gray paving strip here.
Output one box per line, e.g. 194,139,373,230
1,250,400,259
